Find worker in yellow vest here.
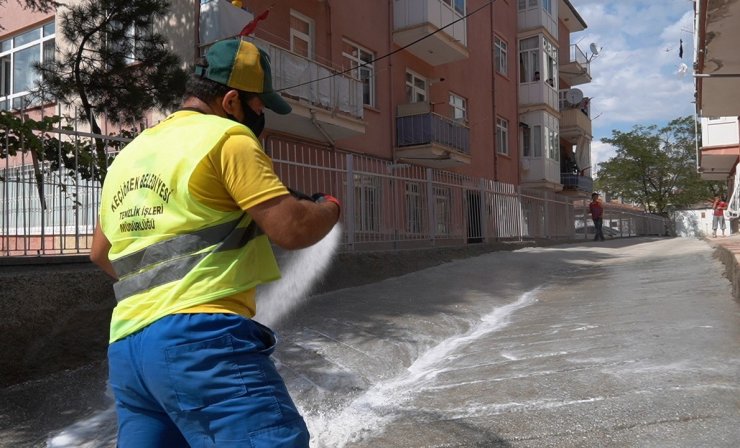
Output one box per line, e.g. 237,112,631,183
90,39,340,447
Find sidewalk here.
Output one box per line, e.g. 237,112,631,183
706,233,740,300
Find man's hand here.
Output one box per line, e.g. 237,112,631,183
248,192,340,250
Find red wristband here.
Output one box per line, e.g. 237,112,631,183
318,194,341,211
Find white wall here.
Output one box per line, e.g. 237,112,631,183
674,208,730,237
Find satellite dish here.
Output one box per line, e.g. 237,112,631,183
590,42,600,56
565,88,584,105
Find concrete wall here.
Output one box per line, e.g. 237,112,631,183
0,239,556,387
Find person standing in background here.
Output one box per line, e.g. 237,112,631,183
589,192,605,241
712,195,727,237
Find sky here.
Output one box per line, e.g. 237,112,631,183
566,0,696,173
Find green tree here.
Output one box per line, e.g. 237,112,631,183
36,0,186,133
31,0,187,181
595,116,722,216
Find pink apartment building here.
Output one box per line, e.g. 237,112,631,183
1,0,594,253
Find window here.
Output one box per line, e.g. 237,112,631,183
109,21,150,64
405,183,422,234
533,125,542,157
443,0,465,15
434,187,451,235
522,125,531,157
494,36,507,75
546,127,559,160
0,21,55,111
405,70,427,103
542,0,552,14
290,10,313,58
518,0,538,10
519,35,557,87
518,36,539,83
342,40,375,107
449,93,467,122
496,117,509,155
354,174,380,232
543,37,558,89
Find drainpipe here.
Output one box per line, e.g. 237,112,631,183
389,0,396,162
194,0,201,60
490,2,498,182
694,111,700,173
310,109,336,148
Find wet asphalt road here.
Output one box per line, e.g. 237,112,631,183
2,237,739,447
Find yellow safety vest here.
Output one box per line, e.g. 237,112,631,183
100,113,281,343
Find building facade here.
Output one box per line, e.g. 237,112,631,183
2,0,592,186
694,0,740,220
1,0,599,253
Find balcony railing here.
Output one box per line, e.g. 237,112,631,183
561,173,593,193
560,44,591,86
250,38,364,120
569,44,589,75
396,112,470,154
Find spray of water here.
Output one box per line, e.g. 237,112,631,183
256,224,343,327
305,287,541,448
47,225,342,447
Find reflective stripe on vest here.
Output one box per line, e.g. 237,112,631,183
112,215,263,302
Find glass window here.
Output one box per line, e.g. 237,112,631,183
533,125,542,157
354,174,380,232
405,182,422,234
547,127,559,160
522,125,531,157
0,21,54,110
290,10,313,58
543,37,558,89
405,70,427,103
434,187,451,235
13,46,40,93
342,40,375,107
519,36,539,83
454,0,465,15
496,117,509,155
542,0,552,14
449,93,467,122
494,36,507,75
43,22,55,37
14,29,40,47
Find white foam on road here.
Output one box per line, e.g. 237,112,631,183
306,287,542,448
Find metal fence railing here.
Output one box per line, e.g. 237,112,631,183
1,125,669,256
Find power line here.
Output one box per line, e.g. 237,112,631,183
275,0,495,93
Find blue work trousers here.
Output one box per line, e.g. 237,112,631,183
108,313,309,447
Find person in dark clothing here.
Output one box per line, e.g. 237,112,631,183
589,192,605,241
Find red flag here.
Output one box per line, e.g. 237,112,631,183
239,9,270,37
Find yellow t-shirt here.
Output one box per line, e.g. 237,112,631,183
171,110,288,317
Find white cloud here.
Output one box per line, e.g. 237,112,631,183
568,1,695,163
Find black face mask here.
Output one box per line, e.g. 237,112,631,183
226,92,265,138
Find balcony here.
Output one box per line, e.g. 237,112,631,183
253,38,366,143
560,173,593,196
395,102,471,168
198,2,365,143
560,44,591,86
199,0,254,47
519,80,559,111
393,0,469,66
558,92,592,143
